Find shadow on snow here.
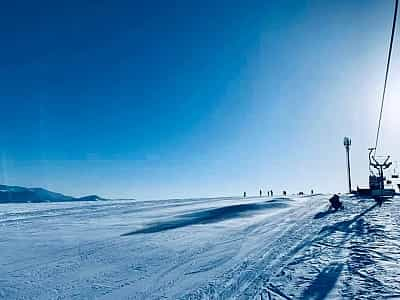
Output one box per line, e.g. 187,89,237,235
314,209,337,219
300,263,344,300
291,202,381,299
121,199,289,236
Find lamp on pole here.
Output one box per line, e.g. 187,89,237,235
344,137,352,193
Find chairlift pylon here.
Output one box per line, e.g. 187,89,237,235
365,0,398,199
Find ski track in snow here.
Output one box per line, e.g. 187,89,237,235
0,195,399,299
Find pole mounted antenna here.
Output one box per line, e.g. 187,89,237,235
344,137,352,193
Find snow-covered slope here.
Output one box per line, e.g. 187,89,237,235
0,195,399,299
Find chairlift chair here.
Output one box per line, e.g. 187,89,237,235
368,148,394,198
392,161,399,178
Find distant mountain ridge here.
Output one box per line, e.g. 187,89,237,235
0,185,106,204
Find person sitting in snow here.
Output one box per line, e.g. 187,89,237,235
329,194,344,211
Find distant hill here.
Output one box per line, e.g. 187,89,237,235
0,185,106,204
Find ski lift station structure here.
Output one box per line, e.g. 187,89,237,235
354,0,398,199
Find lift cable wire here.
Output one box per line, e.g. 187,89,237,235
375,0,399,153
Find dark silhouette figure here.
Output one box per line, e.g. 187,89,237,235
329,194,343,210
243,191,247,198
311,189,314,195
259,189,262,197
283,190,287,196
270,190,273,197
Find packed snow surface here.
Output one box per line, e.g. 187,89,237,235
1,195,400,299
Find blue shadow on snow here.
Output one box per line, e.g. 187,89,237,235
122,199,289,236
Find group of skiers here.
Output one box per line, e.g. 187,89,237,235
259,189,274,197
243,189,315,198
243,189,345,212
244,190,274,198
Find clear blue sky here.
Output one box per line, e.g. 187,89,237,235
1,0,400,199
